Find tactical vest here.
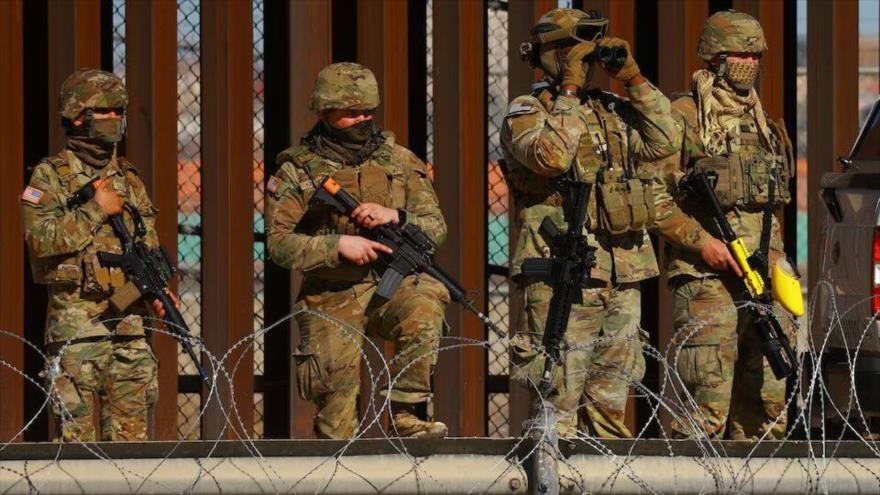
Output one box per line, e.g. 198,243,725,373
284,137,411,282
505,89,655,236
688,111,793,210
29,152,140,295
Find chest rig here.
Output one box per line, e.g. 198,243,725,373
294,139,408,237
34,152,138,293
688,111,793,211
575,93,655,235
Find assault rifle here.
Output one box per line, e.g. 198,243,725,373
519,175,597,394
311,176,502,336
68,178,208,381
680,171,798,379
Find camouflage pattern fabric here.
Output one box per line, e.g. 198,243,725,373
22,147,159,442
511,281,610,437
582,283,646,438
48,318,158,442
310,62,380,113
648,96,792,280
292,275,448,439
669,276,793,440
502,79,678,437
644,64,796,439
501,82,678,283
266,131,449,439
697,10,767,61
59,69,128,120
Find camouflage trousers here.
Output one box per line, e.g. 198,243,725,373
512,281,646,438
670,276,795,440
294,274,449,439
46,316,158,442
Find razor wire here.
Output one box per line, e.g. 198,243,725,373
1,272,880,494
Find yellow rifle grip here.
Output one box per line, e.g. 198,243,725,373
730,238,765,297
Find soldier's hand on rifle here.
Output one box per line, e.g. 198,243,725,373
92,179,123,216
351,202,400,229
561,41,597,90
151,291,181,319
338,234,393,266
700,237,743,277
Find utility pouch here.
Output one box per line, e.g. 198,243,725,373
597,170,655,235
292,351,332,401
81,254,112,294
691,155,744,210
109,281,142,313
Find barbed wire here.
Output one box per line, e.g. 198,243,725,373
2,285,880,494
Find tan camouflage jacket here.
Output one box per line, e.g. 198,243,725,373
266,131,446,286
648,94,793,280
21,149,158,341
501,82,679,284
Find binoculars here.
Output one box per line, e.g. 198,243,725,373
595,45,627,70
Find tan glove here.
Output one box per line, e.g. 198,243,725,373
597,37,640,83
560,41,597,90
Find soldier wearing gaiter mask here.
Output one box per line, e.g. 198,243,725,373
267,63,450,439
22,69,175,441
646,10,798,440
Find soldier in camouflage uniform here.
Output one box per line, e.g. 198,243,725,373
266,63,450,439
502,9,679,438
21,69,166,442
647,10,796,440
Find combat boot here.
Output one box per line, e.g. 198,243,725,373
391,402,448,439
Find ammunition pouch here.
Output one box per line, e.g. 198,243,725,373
689,131,792,211
597,168,655,235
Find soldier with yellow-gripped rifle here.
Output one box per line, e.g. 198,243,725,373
646,10,802,440
266,62,450,439
21,69,182,442
502,8,679,439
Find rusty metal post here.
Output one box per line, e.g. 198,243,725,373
286,0,333,438
807,0,859,293
431,0,488,437
47,0,102,154
356,0,410,437
124,0,179,441
199,0,255,439
0,0,25,444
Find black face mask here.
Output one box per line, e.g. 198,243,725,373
322,119,377,145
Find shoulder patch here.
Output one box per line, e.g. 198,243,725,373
21,186,44,205
507,102,537,117
266,175,280,194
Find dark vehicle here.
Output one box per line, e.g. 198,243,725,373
817,98,880,436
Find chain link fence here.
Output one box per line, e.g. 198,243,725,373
252,0,266,439
486,0,510,439
176,0,203,440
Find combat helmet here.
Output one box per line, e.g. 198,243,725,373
697,9,767,61
520,8,607,78
310,62,380,113
59,68,128,122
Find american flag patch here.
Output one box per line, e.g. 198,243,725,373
267,176,280,194
21,186,43,205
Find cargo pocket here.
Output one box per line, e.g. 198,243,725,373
45,360,91,419
110,338,158,396
677,344,724,389
292,351,332,401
